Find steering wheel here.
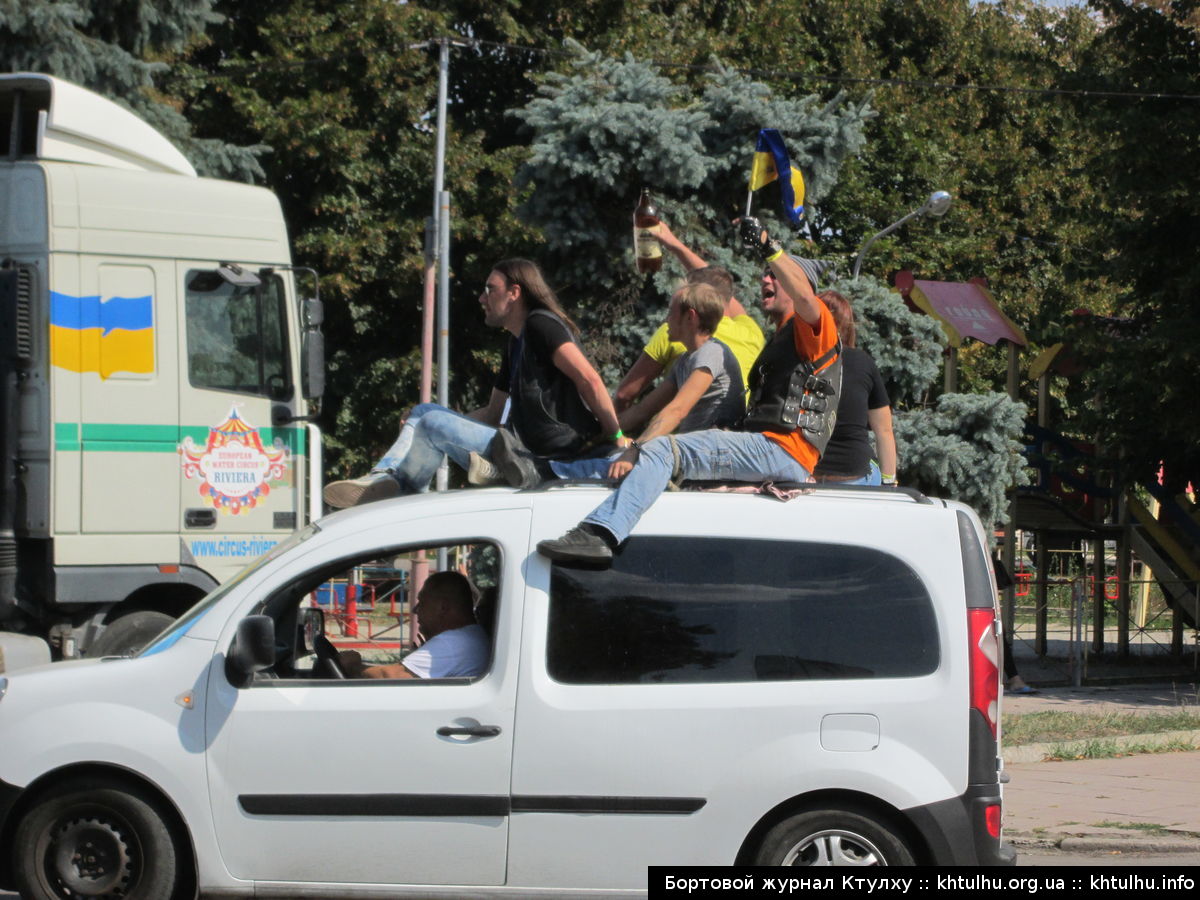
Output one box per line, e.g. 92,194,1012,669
313,633,346,679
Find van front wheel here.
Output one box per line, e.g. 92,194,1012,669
13,779,187,899
753,808,914,866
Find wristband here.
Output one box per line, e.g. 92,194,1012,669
610,429,625,441
765,247,784,263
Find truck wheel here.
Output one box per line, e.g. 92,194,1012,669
88,611,174,657
13,778,188,899
753,807,915,866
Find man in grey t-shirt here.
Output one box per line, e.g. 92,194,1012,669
670,333,743,433
550,282,744,482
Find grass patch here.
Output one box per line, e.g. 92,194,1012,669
1042,737,1197,761
1093,821,1171,834
1002,709,1200,746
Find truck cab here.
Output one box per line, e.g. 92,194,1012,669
0,73,323,660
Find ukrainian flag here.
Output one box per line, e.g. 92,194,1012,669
50,292,155,378
749,128,806,227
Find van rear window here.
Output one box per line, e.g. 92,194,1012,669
547,537,938,685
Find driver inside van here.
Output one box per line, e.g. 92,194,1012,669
338,571,489,679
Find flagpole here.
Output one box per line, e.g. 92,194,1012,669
744,189,753,218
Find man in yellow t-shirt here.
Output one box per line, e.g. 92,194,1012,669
614,220,764,411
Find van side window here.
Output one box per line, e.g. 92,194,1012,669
185,269,291,399
547,537,938,685
252,541,499,683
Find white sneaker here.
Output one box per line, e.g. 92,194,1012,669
323,473,401,508
467,452,504,486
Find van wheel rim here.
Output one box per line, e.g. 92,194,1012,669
781,829,886,866
47,816,134,896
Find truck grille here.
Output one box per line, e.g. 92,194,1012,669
14,266,32,361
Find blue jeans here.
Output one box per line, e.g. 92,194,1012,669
550,453,620,480
374,403,496,493
584,430,811,543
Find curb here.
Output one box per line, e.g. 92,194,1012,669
1003,729,1200,764
1007,832,1200,854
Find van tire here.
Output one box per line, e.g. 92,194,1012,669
753,807,915,866
88,611,174,657
13,778,187,899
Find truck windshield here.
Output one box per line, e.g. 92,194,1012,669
138,523,321,657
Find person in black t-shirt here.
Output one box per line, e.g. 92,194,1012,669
324,259,625,508
812,290,897,486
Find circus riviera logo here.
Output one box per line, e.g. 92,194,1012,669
179,408,290,514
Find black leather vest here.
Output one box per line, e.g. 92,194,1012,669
742,317,842,457
507,309,600,458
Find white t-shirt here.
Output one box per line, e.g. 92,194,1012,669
402,623,490,678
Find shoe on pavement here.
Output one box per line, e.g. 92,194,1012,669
467,452,504,486
537,525,615,565
323,473,401,509
491,429,545,489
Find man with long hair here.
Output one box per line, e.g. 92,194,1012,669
324,259,625,508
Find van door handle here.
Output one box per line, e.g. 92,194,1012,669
437,724,501,738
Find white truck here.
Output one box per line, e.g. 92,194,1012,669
0,73,324,663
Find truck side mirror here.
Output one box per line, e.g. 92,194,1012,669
225,615,276,687
302,297,324,402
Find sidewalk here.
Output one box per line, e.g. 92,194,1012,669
1002,682,1200,853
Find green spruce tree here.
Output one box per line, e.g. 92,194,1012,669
0,0,264,179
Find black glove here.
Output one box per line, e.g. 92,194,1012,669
738,216,783,262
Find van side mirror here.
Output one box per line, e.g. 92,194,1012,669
226,615,276,687
298,607,324,656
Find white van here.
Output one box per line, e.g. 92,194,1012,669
0,484,1015,897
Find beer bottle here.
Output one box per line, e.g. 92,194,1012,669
633,189,662,274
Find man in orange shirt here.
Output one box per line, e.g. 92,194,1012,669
538,219,841,564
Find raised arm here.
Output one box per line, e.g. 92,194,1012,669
655,219,708,272
768,252,822,327
738,217,822,326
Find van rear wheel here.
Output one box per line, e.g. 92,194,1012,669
754,807,914,866
13,778,187,899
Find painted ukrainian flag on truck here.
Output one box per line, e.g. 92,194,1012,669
49,291,155,378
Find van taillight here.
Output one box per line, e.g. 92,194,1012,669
985,804,1001,838
968,608,999,738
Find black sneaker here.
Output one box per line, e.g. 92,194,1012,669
491,428,545,489
537,525,615,564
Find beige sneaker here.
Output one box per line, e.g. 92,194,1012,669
323,473,401,508
467,452,504,486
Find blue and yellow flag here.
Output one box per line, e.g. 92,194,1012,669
50,292,155,378
749,129,806,226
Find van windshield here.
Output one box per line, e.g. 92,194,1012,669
138,524,321,657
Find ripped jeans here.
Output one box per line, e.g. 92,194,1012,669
374,403,497,493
